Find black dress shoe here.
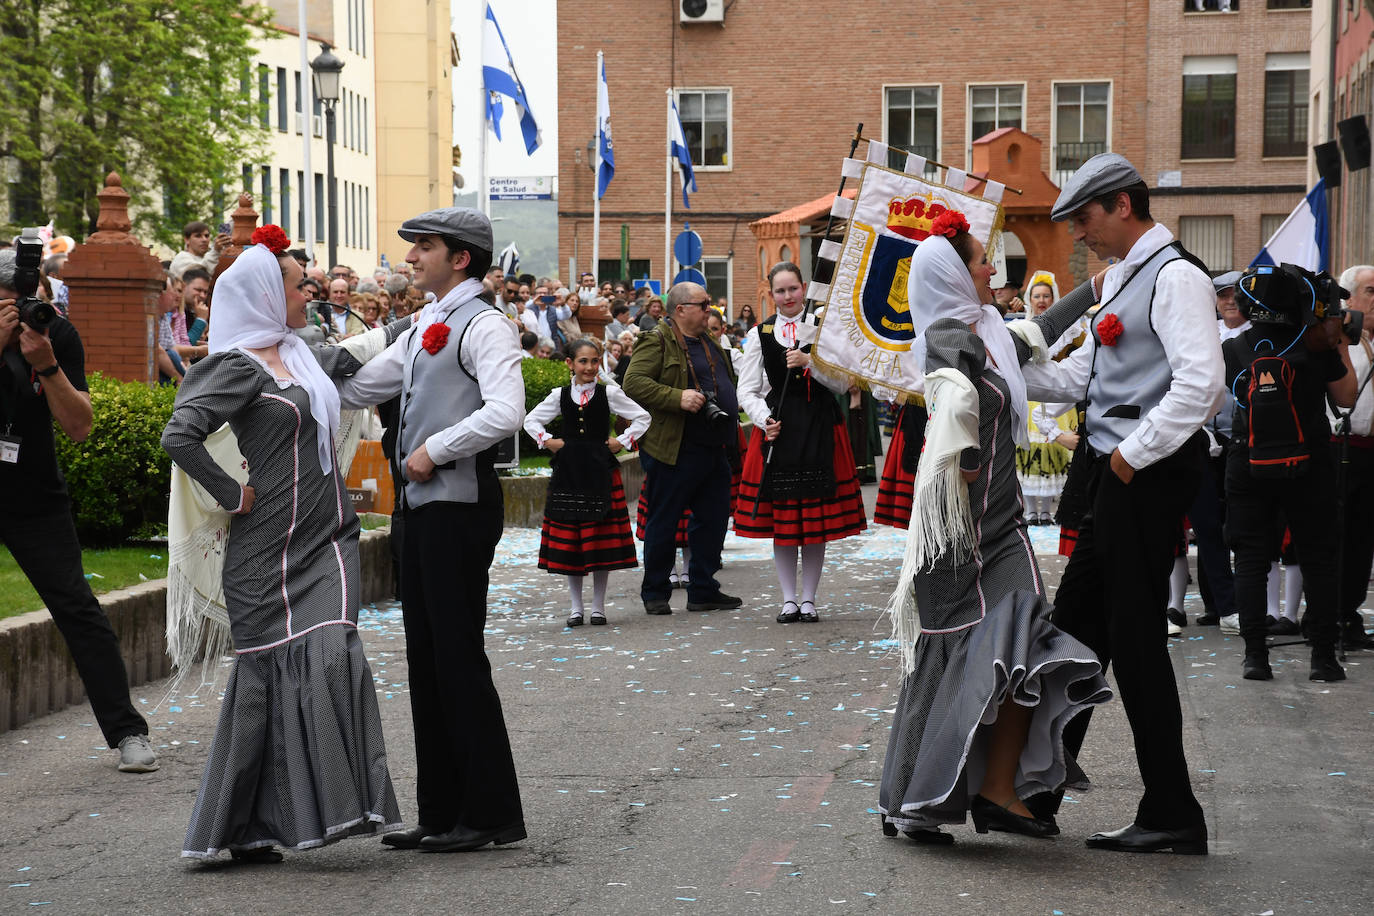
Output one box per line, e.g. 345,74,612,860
419,821,527,852
644,599,672,615
1166,607,1187,628
903,827,955,845
382,825,439,849
798,600,819,623
230,846,283,864
1196,612,1221,626
590,614,607,626
969,795,1056,839
1268,617,1300,637
777,600,801,623
1242,651,1272,681
686,592,743,612
1309,648,1347,682
1086,822,1207,855
567,614,584,628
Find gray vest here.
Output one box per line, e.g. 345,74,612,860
399,296,501,507
1086,242,1202,455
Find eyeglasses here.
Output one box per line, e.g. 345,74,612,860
680,299,712,309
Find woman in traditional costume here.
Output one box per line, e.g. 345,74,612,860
163,227,403,862
733,262,867,623
877,213,1110,845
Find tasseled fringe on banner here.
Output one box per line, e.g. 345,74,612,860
881,368,979,676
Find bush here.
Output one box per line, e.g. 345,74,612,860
54,373,178,546
517,357,571,455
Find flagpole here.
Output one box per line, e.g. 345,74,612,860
592,50,602,282
665,89,673,288
479,78,489,216
298,0,315,264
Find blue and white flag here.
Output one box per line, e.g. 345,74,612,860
498,242,520,277
596,56,615,200
482,3,541,155
1252,179,1328,273
669,99,698,208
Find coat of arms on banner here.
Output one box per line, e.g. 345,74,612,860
811,160,1003,400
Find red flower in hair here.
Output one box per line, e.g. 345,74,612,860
929,209,970,239
251,224,290,255
422,322,451,355
1097,312,1124,347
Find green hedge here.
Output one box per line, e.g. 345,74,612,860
54,374,177,546
519,357,570,453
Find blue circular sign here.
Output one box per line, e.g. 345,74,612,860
673,229,703,268
674,268,706,286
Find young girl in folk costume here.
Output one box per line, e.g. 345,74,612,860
1013,271,1086,525
734,262,867,623
874,390,927,529
526,337,649,627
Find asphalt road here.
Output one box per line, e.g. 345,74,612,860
2,486,1371,915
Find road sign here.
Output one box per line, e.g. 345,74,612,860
673,229,703,267
633,278,662,296
673,268,706,286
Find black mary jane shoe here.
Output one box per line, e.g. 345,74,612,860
590,614,607,626
1085,822,1207,855
567,614,585,628
798,600,820,623
419,821,527,853
777,600,801,623
969,795,1056,839
230,846,283,864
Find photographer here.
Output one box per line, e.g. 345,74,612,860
0,246,156,772
623,280,742,615
1224,264,1357,682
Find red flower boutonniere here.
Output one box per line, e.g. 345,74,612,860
422,322,451,355
1097,313,1124,347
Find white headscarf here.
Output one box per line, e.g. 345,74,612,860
208,243,341,475
908,233,1029,447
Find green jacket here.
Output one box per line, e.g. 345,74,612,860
622,318,738,465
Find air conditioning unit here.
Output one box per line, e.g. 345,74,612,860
294,113,324,137
680,0,724,24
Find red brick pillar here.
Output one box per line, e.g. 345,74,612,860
62,173,165,383
208,192,260,307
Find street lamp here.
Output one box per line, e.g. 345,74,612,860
310,42,344,270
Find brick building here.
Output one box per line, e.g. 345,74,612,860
556,1,1313,318
1312,0,1374,270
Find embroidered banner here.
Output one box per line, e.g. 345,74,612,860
812,161,1003,400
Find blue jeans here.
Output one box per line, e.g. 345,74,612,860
640,442,731,603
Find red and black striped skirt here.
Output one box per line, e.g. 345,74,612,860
539,467,638,575
733,424,868,546
635,425,747,545
875,419,916,529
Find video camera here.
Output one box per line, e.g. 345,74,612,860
1237,262,1363,341
9,228,57,332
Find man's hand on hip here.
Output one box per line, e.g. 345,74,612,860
406,443,438,482
1110,447,1135,484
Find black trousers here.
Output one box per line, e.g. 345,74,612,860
1,506,146,746
1335,443,1374,626
401,487,523,832
1189,448,1235,617
1226,447,1340,651
640,442,732,603
1052,435,1206,830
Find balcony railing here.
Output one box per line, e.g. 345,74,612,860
1054,141,1108,186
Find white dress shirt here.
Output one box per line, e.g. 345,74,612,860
735,316,845,430
338,277,525,464
522,301,572,340
1330,335,1374,436
524,379,650,451
1021,223,1224,469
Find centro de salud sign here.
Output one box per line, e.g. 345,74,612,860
489,176,555,200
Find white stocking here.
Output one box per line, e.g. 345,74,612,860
567,575,585,616
800,542,826,605
1266,562,1281,619
591,570,609,615
1282,564,1303,622
1168,556,1188,610
773,544,799,604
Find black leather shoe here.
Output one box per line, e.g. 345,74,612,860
776,600,801,623
969,795,1056,838
1196,612,1220,626
382,825,439,849
419,821,527,852
1341,623,1374,649
1309,648,1347,682
686,592,743,612
903,827,955,845
567,614,584,628
798,600,819,623
1268,617,1300,637
590,614,607,626
1166,607,1186,628
230,845,283,863
1085,822,1207,854
644,599,672,615
1242,651,1272,681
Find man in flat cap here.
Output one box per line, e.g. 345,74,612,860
339,207,527,853
1018,153,1223,854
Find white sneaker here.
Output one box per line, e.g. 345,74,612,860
1167,620,1183,637
1219,613,1240,635
117,734,159,773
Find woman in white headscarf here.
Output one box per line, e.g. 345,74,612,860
162,227,406,863
877,212,1109,847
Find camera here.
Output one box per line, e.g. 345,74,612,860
11,228,56,332
1237,263,1357,339
700,393,732,428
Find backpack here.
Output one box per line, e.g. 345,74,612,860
1239,349,1309,477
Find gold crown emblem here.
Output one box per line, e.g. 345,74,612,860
887,192,950,241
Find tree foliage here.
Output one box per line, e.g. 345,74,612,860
0,0,274,247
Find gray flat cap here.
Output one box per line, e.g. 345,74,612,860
1050,153,1145,221
398,207,493,251
1212,269,1242,292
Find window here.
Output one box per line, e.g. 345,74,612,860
1264,54,1309,157
1266,0,1309,9
276,68,288,131
1185,1,1239,11
315,172,325,244
364,186,370,249
885,86,939,161
363,98,369,155
1182,56,1237,159
701,258,731,314
279,168,291,237
342,181,350,247
297,169,305,239
676,89,730,168
1260,213,1286,246
1179,215,1234,272
969,84,1023,148
1054,82,1110,185
260,167,272,224
241,164,253,193
257,65,270,128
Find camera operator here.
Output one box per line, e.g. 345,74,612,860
623,281,742,615
1223,264,1357,682
0,247,156,772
